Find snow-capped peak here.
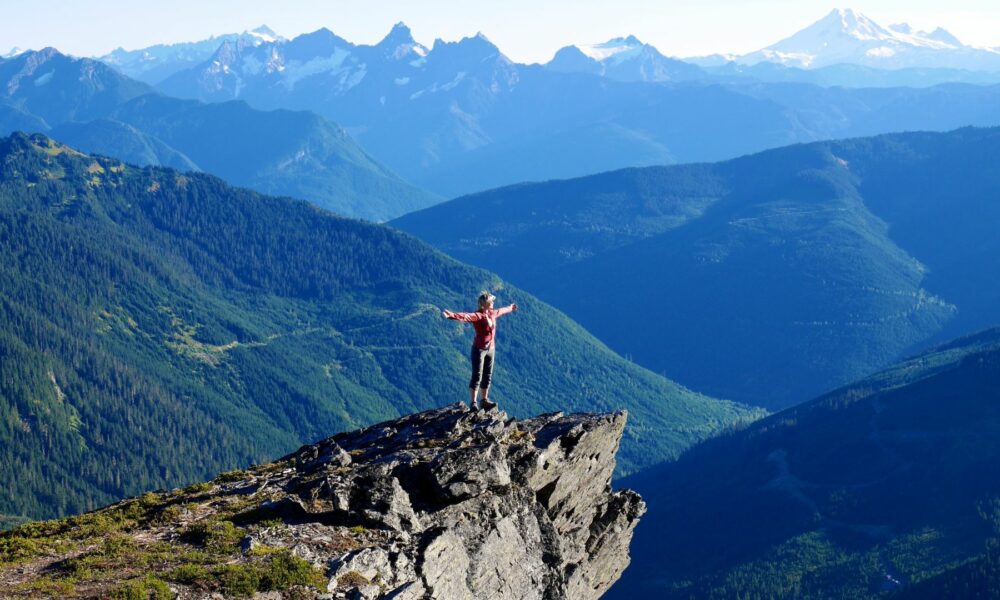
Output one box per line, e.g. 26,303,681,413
737,7,979,69
382,22,415,42
3,47,27,59
577,35,644,62
824,8,892,41
249,25,283,44
377,22,428,59
774,8,959,51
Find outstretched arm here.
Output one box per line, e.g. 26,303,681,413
442,309,483,322
496,303,519,317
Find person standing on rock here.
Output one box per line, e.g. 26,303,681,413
442,291,518,411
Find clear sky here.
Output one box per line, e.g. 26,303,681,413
3,0,1000,62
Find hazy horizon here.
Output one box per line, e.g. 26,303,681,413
3,0,1000,63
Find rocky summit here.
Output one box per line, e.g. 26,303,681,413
0,404,644,599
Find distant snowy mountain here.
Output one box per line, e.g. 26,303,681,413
148,19,1000,198
99,26,287,84
155,22,526,194
722,8,1000,71
546,35,704,82
3,47,27,59
157,23,452,107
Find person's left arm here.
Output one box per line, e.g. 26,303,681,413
496,303,519,317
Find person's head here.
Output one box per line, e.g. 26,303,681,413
477,291,495,311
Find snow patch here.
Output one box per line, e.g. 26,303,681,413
33,70,54,86
282,48,353,89
249,26,282,44
394,77,410,85
866,46,896,58
759,49,816,67
409,71,467,99
440,71,466,91
577,37,643,61
340,66,367,91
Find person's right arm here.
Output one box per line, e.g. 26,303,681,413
442,310,482,322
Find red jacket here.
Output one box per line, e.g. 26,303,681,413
446,306,515,349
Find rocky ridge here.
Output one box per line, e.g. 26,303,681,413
0,404,644,599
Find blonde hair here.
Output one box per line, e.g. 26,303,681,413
477,291,495,310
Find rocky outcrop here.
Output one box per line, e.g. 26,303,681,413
265,404,645,599
0,404,643,599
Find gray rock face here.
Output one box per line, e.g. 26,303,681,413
261,404,645,599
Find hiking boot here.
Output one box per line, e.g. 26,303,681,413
481,398,497,411
469,401,479,411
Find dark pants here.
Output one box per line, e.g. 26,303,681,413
470,345,495,390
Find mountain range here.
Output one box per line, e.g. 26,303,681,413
692,8,1000,72
0,132,758,524
117,19,1000,199
100,25,285,84
0,48,438,221
545,35,704,82
394,126,1000,409
610,326,1000,598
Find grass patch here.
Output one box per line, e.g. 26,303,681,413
166,551,326,598
0,493,169,567
181,520,244,554
183,482,213,495
215,469,250,484
337,569,370,588
109,575,172,600
13,575,77,596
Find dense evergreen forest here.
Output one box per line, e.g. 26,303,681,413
610,328,1000,599
0,133,759,522
396,126,1000,409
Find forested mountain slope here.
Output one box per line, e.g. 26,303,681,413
0,133,758,523
610,327,1000,599
395,127,1000,408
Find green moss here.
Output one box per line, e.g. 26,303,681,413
181,520,244,554
0,534,73,566
167,550,328,597
109,575,173,600
258,551,327,591
249,543,285,557
217,563,261,597
337,569,370,589
215,469,250,483
153,504,184,525
98,533,139,557
166,563,211,585
183,482,213,495
13,575,77,596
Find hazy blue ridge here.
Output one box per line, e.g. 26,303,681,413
0,50,440,221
